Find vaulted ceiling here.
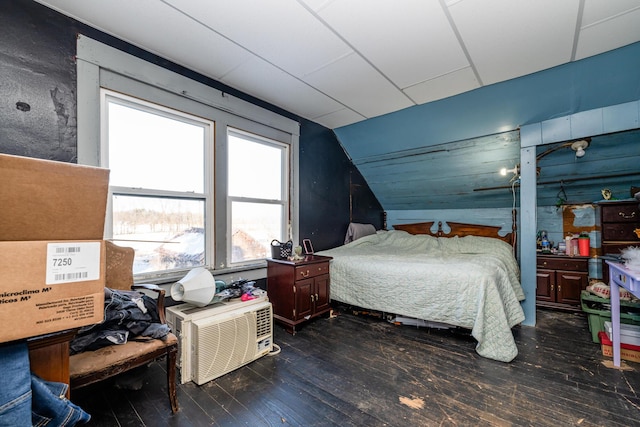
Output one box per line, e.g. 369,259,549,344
35,0,640,130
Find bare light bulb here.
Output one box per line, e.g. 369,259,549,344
571,140,589,158
500,166,519,176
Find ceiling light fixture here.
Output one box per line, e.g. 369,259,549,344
536,138,592,161
571,139,589,158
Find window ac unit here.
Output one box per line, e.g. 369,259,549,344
166,297,272,385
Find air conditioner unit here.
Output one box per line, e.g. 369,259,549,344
166,297,272,385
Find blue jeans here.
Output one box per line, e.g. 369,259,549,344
0,341,31,427
31,375,91,426
0,341,90,426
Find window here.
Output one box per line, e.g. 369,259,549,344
228,129,288,264
103,91,211,275
77,36,299,281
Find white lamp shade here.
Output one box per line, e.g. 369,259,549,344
170,267,216,307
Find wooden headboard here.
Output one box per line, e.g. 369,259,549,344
393,221,515,248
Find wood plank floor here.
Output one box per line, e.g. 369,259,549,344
71,307,640,426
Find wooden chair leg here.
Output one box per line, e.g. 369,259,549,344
167,345,179,413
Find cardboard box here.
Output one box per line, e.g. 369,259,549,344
599,331,640,363
0,154,109,343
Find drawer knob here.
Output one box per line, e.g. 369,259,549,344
619,211,636,219
301,270,310,278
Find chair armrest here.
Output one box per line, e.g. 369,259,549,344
132,283,168,324
132,283,163,293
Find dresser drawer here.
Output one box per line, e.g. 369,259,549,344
601,204,640,223
602,243,640,256
602,223,640,241
537,256,588,271
295,262,329,280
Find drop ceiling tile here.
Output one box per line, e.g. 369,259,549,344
576,6,640,59
581,0,640,25
299,0,334,13
304,52,414,118
314,108,367,129
36,0,251,79
36,0,170,38
221,56,345,121
165,0,352,78
449,0,580,85
315,0,469,89
404,67,480,105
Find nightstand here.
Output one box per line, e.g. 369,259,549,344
266,255,332,334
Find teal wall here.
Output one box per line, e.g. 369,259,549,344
335,41,640,161
333,42,640,213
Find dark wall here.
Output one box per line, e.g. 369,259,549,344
0,1,78,161
298,121,383,251
0,0,382,249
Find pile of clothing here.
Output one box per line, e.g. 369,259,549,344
70,288,171,355
215,279,266,302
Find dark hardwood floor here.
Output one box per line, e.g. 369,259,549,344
71,307,640,426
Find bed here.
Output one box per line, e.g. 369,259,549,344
316,221,526,362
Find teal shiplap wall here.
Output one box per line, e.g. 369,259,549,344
334,42,640,212
519,100,640,326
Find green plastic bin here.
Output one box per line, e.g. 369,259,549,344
580,290,640,343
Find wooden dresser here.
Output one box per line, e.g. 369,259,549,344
266,255,332,334
599,200,640,280
27,329,76,398
536,254,589,311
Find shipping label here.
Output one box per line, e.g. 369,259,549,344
46,242,101,284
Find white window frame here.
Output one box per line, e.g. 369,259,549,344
101,89,214,272
227,127,290,266
76,35,299,283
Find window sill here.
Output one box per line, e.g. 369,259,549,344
134,260,268,287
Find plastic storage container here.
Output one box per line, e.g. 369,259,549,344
580,290,640,343
604,321,640,346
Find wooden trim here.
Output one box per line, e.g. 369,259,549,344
393,220,515,248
